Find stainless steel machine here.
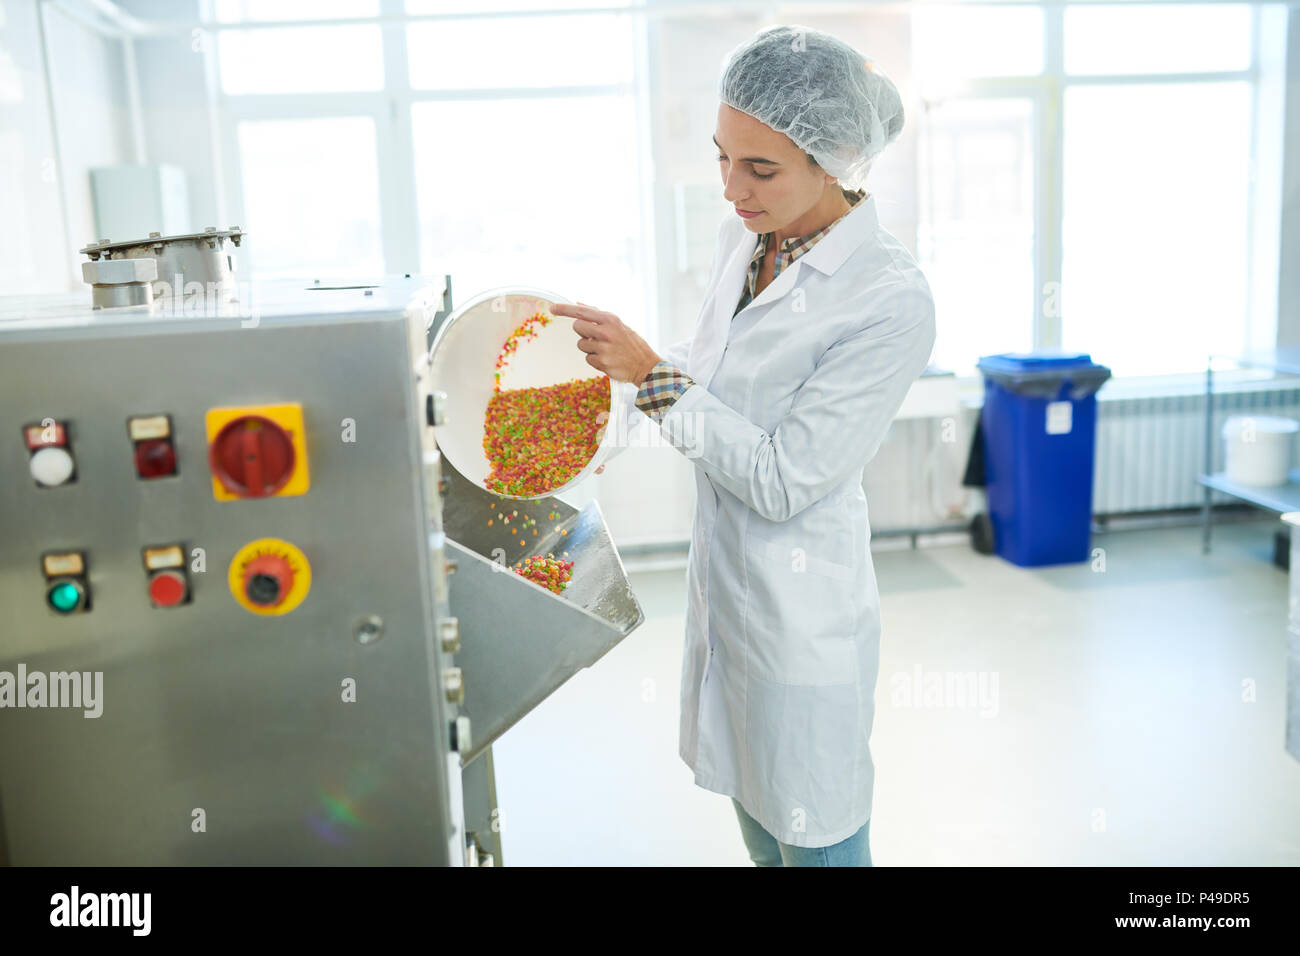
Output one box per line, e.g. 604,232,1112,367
0,231,644,865
1281,512,1300,765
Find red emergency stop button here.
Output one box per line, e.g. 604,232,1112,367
243,553,294,607
148,569,188,607
209,415,296,497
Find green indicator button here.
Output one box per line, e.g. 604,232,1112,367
47,580,83,613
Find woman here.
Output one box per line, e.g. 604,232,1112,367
553,25,936,867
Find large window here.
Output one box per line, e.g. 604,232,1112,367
215,0,384,94
405,2,633,89
404,1,645,329
1061,81,1252,375
918,97,1036,372
914,3,1263,378
235,117,385,278
211,0,649,330
410,95,642,316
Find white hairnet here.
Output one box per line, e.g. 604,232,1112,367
718,25,904,190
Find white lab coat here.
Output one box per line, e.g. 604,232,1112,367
613,194,936,847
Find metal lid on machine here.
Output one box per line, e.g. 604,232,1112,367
77,227,247,310
79,226,244,259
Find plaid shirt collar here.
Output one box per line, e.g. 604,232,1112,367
735,187,867,315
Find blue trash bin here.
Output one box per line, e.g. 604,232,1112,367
976,352,1112,567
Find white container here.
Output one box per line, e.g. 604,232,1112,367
428,286,627,500
1222,415,1299,487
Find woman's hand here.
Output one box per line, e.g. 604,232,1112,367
553,301,661,386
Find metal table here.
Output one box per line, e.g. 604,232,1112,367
1199,348,1300,554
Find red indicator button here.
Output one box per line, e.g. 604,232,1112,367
209,416,296,498
148,569,188,607
135,438,177,478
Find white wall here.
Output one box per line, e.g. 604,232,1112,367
0,0,132,294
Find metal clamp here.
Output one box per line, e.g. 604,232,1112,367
81,257,157,310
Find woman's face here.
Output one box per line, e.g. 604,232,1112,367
714,103,836,233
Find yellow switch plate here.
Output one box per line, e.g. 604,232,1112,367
205,402,310,501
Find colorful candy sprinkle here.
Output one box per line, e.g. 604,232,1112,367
483,375,609,496
513,555,575,594
494,310,553,394
484,308,609,497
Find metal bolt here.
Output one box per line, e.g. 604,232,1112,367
354,615,384,645
439,616,460,654
451,715,472,753
443,667,464,704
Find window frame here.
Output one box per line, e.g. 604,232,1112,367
916,2,1264,388
212,0,657,334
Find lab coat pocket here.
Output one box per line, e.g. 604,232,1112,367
743,535,859,687
747,672,859,836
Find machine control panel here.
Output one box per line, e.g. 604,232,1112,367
0,277,463,865
17,403,316,619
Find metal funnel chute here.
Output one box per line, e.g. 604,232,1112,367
427,290,644,766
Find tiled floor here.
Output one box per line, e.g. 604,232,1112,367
490,517,1300,866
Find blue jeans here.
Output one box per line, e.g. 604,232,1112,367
732,798,872,867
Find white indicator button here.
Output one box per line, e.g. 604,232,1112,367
30,446,75,487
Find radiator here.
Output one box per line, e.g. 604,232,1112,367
861,382,1300,532
616,383,1300,548
1094,385,1300,515
864,413,976,533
